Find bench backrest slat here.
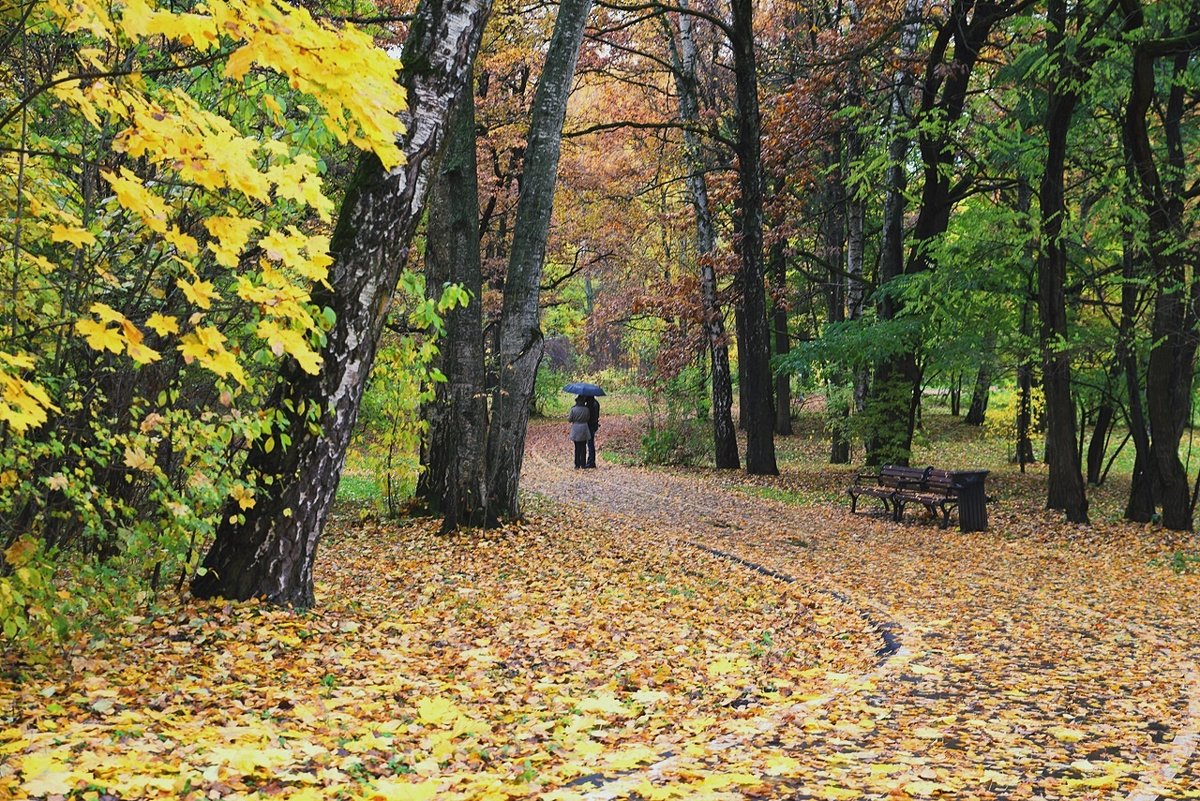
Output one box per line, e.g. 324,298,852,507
877,465,932,488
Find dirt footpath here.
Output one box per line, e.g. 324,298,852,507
522,418,1200,800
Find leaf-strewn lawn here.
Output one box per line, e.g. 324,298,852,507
1,501,879,800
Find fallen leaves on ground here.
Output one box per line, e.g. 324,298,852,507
524,417,1200,800
0,499,880,800
4,414,1200,800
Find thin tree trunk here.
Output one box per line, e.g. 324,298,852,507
771,238,792,436
1120,240,1155,520
485,0,594,520
1086,398,1114,486
730,0,777,475
964,338,994,425
845,75,868,415
417,89,489,530
192,0,493,605
824,146,848,462
1015,182,1037,469
666,3,738,468
1038,0,1088,522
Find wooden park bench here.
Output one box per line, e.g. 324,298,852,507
848,465,990,531
846,465,932,521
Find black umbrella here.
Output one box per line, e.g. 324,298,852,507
563,381,606,396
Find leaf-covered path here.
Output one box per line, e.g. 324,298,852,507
522,419,1200,799
4,419,1200,801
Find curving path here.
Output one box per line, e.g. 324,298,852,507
521,419,1200,800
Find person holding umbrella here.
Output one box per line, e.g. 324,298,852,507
568,395,592,469
583,395,600,468
563,381,606,469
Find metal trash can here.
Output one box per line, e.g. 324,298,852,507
952,470,989,532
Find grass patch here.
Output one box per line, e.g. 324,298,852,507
337,474,381,504
735,485,813,506
1152,550,1200,574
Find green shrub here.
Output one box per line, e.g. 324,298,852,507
640,367,711,466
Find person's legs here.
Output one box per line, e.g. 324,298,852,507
574,440,587,468
586,430,596,467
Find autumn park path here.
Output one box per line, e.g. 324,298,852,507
522,419,1200,799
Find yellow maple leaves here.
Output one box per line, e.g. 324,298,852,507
28,0,409,401
74,303,162,364
0,353,56,433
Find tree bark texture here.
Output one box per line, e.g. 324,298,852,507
1038,0,1088,523
824,149,849,463
730,0,777,475
865,0,921,466
771,239,792,437
485,0,594,520
192,0,493,606
869,0,1019,464
667,3,739,469
1121,0,1200,530
964,338,994,425
417,90,490,530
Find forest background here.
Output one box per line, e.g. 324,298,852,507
1,0,1199,647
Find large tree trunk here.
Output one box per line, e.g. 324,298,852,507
485,0,594,520
1038,0,1088,522
730,0,777,475
864,0,921,466
417,90,489,530
869,0,1016,465
1121,0,1200,531
667,3,738,469
192,0,493,606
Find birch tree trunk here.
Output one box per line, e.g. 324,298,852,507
192,0,493,606
485,0,594,520
666,3,739,469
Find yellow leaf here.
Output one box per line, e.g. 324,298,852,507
868,763,907,776
698,772,762,790
177,276,217,309
414,696,461,725
3,537,38,567
1048,726,1087,743
120,319,160,364
1061,774,1118,790
813,785,859,800
146,313,179,336
204,215,260,268
229,484,255,510
764,753,802,776
123,445,155,472
913,726,943,739
707,657,739,676
22,767,78,797
578,693,630,716
604,744,659,770
49,224,96,247
75,319,124,354
904,780,950,796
